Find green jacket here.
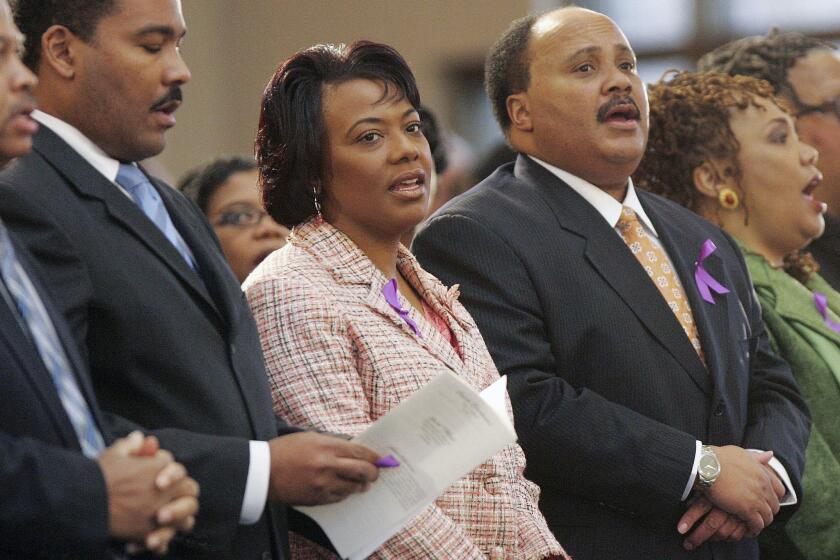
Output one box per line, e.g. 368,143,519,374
742,249,840,560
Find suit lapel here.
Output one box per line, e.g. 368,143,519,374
0,286,86,449
517,157,711,394
25,258,112,443
32,128,220,319
754,260,840,346
153,177,231,322
643,195,727,395
400,255,470,370
298,220,466,374
362,274,465,375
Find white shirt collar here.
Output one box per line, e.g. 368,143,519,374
528,155,659,237
32,110,122,183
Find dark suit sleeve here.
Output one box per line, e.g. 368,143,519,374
414,213,697,520
723,234,809,521
0,182,93,355
0,433,109,558
0,183,261,554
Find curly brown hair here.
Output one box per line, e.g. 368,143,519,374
635,70,818,282
634,71,779,214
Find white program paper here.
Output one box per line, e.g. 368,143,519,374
294,373,516,560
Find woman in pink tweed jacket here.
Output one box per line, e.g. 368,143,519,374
245,41,568,560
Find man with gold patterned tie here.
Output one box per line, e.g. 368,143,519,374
413,7,809,559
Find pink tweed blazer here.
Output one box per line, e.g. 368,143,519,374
244,219,567,560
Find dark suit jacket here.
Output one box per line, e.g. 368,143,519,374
413,155,810,560
0,230,111,559
0,126,297,559
807,212,840,292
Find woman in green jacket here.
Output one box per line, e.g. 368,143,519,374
635,70,840,560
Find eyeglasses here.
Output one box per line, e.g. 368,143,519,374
795,96,840,121
213,206,272,228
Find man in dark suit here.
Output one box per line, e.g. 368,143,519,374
0,1,199,557
0,1,382,558
413,7,810,560
698,31,840,291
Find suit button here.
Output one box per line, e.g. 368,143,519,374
261,552,272,560
714,403,724,416
230,345,237,356
485,480,499,495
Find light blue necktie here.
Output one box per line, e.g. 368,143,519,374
0,221,105,458
116,163,197,270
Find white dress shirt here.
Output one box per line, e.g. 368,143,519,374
32,110,272,524
528,155,795,505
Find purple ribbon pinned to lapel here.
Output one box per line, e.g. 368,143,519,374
694,239,730,304
814,292,840,335
382,278,423,338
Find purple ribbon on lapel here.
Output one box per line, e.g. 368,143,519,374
694,239,730,304
382,278,423,338
814,292,840,335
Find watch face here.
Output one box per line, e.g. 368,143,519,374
699,455,719,478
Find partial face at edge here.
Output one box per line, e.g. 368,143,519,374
788,49,840,205
0,2,37,163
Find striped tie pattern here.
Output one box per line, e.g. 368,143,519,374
0,222,105,457
616,206,705,361
116,163,197,270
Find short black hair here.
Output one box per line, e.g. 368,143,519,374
178,156,258,213
13,0,118,70
698,29,835,106
484,13,539,132
256,40,421,228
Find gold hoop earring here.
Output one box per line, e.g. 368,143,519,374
718,188,740,210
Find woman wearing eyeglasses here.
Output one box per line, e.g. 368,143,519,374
635,71,840,560
179,156,290,282
243,41,567,560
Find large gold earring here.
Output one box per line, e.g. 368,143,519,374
718,188,740,210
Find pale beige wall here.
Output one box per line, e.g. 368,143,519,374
158,0,530,181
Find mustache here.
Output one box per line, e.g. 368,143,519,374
596,96,640,122
150,86,183,111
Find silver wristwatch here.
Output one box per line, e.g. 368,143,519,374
696,445,721,489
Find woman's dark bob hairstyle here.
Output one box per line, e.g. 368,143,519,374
256,40,421,228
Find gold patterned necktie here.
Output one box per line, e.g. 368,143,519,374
616,206,705,361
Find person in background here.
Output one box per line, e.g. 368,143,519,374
179,156,289,283
413,7,809,559
400,106,447,246
699,31,840,290
426,132,476,216
245,40,568,560
0,0,198,556
418,106,449,180
635,69,839,560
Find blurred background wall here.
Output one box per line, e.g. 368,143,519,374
157,0,840,185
